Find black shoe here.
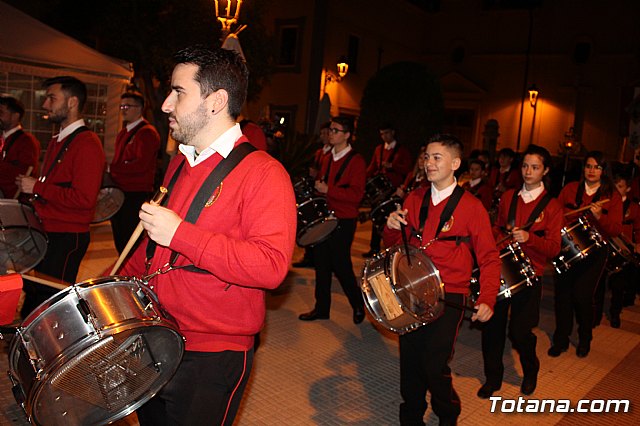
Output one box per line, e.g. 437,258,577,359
477,383,500,399
362,250,378,258
439,418,458,426
292,259,314,268
353,307,365,324
576,344,590,358
547,345,568,357
298,310,329,321
610,315,621,328
521,375,537,395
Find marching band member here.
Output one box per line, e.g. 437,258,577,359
461,158,492,210
395,145,428,200
489,148,522,204
478,144,562,398
385,134,501,425
549,151,622,358
298,116,366,324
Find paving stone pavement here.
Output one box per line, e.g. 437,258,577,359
1,221,639,425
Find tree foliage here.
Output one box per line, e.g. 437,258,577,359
357,61,444,162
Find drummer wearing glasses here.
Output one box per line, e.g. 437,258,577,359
478,144,563,399
385,134,501,425
549,151,622,358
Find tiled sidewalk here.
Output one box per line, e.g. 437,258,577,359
1,222,639,425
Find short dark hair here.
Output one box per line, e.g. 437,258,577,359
121,91,145,109
43,76,87,111
320,121,331,130
523,144,552,169
331,116,354,135
0,95,25,120
613,173,630,186
378,122,394,131
498,148,516,159
427,133,463,159
468,158,486,169
173,45,248,119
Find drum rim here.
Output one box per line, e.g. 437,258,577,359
296,216,338,246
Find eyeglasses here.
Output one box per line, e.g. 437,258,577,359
328,127,348,134
119,104,140,110
584,164,603,170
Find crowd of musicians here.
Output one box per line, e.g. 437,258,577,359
1,45,639,425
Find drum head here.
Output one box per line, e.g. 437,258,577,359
0,199,47,273
93,186,125,223
297,217,338,247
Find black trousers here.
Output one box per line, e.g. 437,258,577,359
481,283,542,387
552,247,607,348
313,218,363,315
399,293,465,425
137,349,254,426
21,231,90,317
111,191,150,254
608,264,638,316
369,225,381,251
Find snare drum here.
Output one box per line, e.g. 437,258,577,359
296,197,338,247
606,234,639,273
293,176,314,204
470,242,538,303
361,244,445,334
93,172,125,223
370,196,403,235
8,276,184,426
365,174,395,206
0,199,47,274
552,216,605,274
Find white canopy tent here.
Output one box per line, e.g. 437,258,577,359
0,1,133,160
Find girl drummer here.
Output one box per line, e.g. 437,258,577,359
549,151,623,358
478,144,563,399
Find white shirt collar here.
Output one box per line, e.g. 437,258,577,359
518,182,545,204
178,123,242,167
2,125,21,138
56,119,86,142
469,177,482,188
322,144,331,154
126,117,144,132
431,178,458,206
584,181,600,196
384,140,397,150
499,165,511,173
332,144,352,162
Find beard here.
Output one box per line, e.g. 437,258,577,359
46,105,69,124
170,102,210,144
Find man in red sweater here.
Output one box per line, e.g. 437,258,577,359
120,46,296,425
109,91,160,253
364,123,413,257
0,95,40,198
385,134,500,425
298,116,366,323
16,76,104,315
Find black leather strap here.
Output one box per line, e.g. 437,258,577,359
41,126,89,181
418,185,465,239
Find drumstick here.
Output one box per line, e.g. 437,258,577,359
400,223,412,267
441,298,478,313
564,198,609,217
495,219,537,246
20,272,69,291
110,186,168,275
13,166,34,199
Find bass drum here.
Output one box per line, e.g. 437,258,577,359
8,276,184,426
92,173,125,223
0,199,47,273
361,244,445,334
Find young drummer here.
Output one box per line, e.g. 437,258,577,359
478,144,562,399
385,134,501,425
462,158,493,210
549,151,623,358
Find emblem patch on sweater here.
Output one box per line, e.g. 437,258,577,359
441,216,454,232
535,211,545,223
205,182,223,207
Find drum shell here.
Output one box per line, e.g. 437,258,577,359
0,198,47,273
365,175,394,206
92,173,125,223
293,176,314,204
9,276,185,426
552,216,604,274
296,197,338,247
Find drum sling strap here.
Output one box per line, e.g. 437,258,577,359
417,185,468,244
323,150,356,186
507,191,552,235
145,142,257,275
2,129,24,161
378,145,397,174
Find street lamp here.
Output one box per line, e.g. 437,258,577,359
325,57,349,84
528,84,539,108
214,0,244,39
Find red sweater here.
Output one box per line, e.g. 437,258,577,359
366,143,413,187
0,130,40,197
121,139,297,352
462,179,493,210
557,181,623,238
622,199,640,243
110,121,160,192
33,131,105,233
318,149,366,218
383,187,501,309
493,189,563,276
489,167,523,194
